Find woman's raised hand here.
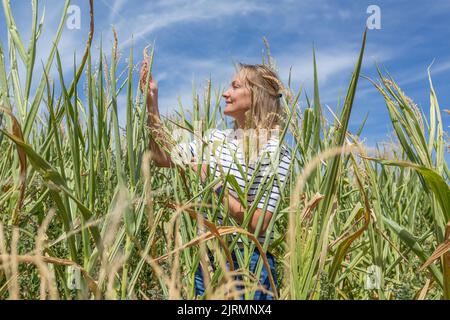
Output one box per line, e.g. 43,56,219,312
139,58,158,111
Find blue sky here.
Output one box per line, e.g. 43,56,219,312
1,0,449,156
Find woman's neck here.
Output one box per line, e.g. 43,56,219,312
234,116,246,130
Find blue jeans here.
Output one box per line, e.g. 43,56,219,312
194,248,277,300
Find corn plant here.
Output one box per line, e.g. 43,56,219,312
0,1,448,300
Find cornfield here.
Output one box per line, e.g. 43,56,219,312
0,1,449,300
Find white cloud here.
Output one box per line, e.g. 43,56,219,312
153,39,398,119
106,0,127,20
278,49,358,85
155,56,234,115
109,0,270,49
396,60,450,87
274,42,396,103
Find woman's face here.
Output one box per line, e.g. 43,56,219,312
222,71,252,119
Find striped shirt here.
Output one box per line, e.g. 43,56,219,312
174,128,291,243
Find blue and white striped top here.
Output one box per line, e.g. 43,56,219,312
174,128,291,242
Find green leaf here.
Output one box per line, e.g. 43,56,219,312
0,129,103,252
369,158,450,222
383,216,443,288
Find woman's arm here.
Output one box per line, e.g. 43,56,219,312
226,194,273,236
193,164,272,236
140,61,173,168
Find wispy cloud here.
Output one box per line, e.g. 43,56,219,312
109,0,270,49
2,0,449,145
106,0,127,20
394,60,450,87
156,55,234,114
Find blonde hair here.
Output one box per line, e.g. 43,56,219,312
234,63,286,131
231,63,288,164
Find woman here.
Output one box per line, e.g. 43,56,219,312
140,62,291,299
